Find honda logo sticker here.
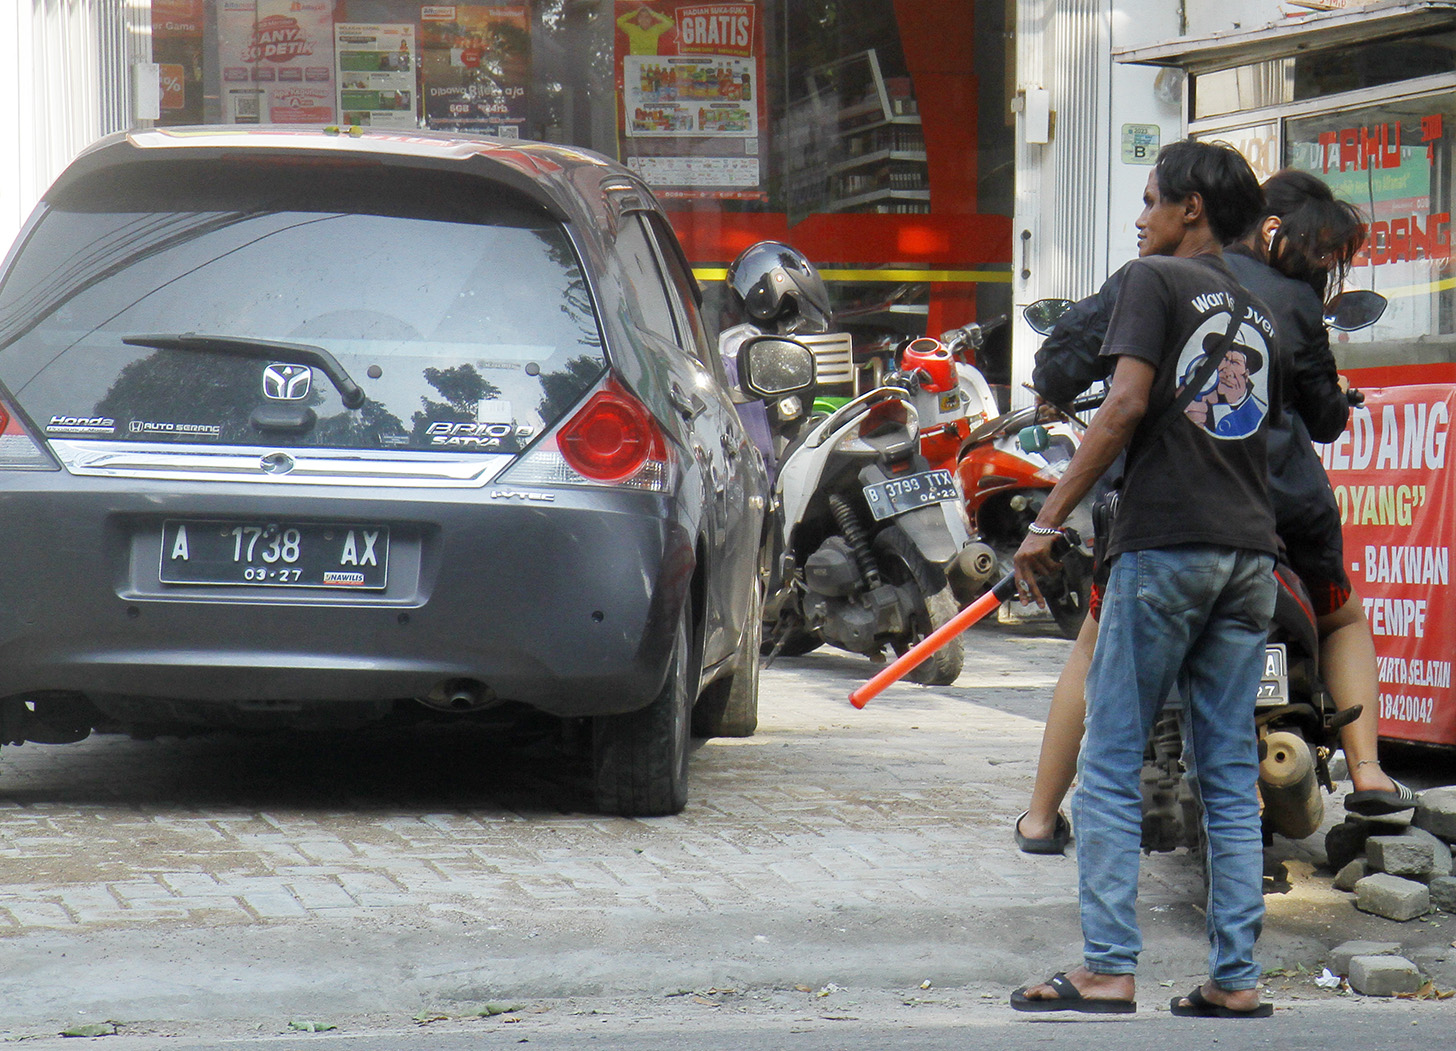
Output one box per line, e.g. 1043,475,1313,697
263,363,312,401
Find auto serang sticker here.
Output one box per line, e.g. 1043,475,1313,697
129,420,223,438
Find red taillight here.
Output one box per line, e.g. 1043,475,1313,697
557,386,668,482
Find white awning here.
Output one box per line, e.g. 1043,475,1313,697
1113,0,1456,74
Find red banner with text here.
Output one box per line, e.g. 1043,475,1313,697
1319,383,1455,744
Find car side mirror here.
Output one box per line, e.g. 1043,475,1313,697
1023,298,1075,336
1325,289,1388,332
737,335,816,400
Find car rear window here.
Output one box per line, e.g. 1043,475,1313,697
0,158,606,455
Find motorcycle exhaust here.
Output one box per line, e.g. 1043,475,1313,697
1258,730,1324,840
955,541,999,591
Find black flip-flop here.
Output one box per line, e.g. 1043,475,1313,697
1014,810,1071,855
1169,986,1272,1018
1345,779,1418,816
1010,971,1135,1014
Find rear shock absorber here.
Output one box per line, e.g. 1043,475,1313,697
829,493,881,588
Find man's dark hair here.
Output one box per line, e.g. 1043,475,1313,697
1154,139,1264,244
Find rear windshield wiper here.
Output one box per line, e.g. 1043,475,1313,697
122,332,365,409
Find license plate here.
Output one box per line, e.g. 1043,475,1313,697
862,469,958,522
1256,643,1288,706
160,520,389,589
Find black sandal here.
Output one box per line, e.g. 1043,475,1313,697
1013,810,1071,855
1010,971,1135,1014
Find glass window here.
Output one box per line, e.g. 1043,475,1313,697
150,1,1013,382
642,214,718,371
1286,92,1456,364
1193,31,1456,121
615,217,679,343
0,160,606,452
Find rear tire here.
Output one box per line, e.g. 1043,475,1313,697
693,581,762,738
1045,549,1093,640
874,525,963,686
592,608,693,816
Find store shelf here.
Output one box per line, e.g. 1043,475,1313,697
826,188,930,211
830,149,928,175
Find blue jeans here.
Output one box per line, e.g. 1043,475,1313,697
1074,544,1276,989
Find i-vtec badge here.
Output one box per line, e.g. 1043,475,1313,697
48,414,116,435
490,489,555,503
263,363,312,401
427,421,514,448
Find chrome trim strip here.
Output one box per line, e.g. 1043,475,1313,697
49,440,513,488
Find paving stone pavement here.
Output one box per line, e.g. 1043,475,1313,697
0,620,1451,1032
0,623,1106,934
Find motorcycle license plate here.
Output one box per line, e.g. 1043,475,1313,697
862,469,958,522
1256,643,1288,707
160,519,389,589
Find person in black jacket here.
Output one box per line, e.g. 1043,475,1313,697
1013,169,1412,859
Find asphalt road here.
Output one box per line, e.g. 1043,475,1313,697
0,617,1452,1046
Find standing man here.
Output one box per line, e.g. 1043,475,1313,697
1008,139,1279,1018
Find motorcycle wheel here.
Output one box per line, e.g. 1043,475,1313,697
1045,548,1093,641
874,524,963,686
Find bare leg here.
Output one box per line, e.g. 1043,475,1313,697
1018,613,1098,841
1318,587,1396,795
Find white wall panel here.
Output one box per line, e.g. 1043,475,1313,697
0,0,144,253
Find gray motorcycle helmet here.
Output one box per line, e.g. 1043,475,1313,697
726,240,832,335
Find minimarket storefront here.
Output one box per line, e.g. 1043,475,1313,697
1120,1,1456,747
143,0,1016,385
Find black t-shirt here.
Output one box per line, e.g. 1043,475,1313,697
1099,253,1281,559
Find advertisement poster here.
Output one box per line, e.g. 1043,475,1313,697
336,24,418,128
217,0,336,124
1289,105,1450,352
151,0,205,125
420,5,531,135
1319,384,1455,744
613,2,766,201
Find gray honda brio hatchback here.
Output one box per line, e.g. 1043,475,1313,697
0,126,808,816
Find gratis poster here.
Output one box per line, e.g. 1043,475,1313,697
217,0,336,125
420,4,531,136
614,2,766,201
336,24,419,128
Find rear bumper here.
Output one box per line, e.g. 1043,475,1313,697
0,479,694,719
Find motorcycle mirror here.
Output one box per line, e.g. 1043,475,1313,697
1325,289,1388,331
1018,424,1050,454
1023,298,1075,336
738,335,817,400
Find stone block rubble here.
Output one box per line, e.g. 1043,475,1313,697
1320,785,1456,996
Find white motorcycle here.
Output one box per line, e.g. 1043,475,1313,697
764,374,972,686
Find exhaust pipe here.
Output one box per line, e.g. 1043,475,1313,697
1259,730,1323,840
419,679,496,713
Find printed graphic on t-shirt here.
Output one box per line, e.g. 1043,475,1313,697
1175,303,1275,440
